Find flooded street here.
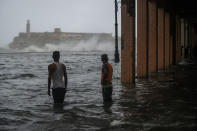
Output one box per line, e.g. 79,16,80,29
0,52,197,131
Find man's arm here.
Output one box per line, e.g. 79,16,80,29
62,64,68,91
48,65,52,96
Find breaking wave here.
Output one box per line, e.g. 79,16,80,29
22,42,114,52
16,38,119,52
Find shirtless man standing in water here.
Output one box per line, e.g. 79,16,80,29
48,51,67,104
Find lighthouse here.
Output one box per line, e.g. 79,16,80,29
26,20,30,33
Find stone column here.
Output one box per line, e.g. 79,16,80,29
181,19,185,60
137,0,148,77
157,8,165,69
176,16,181,64
191,25,197,59
165,11,170,67
121,0,135,83
170,35,173,65
148,0,157,73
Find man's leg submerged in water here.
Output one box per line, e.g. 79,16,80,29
102,86,112,102
52,88,66,104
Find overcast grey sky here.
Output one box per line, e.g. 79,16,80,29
0,0,121,46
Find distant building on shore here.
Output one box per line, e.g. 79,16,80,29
9,20,114,49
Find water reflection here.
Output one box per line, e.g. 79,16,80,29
117,64,197,131
53,103,64,112
103,102,113,114
0,52,196,131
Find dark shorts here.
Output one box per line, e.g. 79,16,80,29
102,85,113,102
52,88,66,104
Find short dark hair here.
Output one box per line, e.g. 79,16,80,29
101,54,108,62
52,51,60,60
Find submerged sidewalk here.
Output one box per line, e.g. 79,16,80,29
116,62,197,131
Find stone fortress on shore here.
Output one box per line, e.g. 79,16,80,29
9,20,114,49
